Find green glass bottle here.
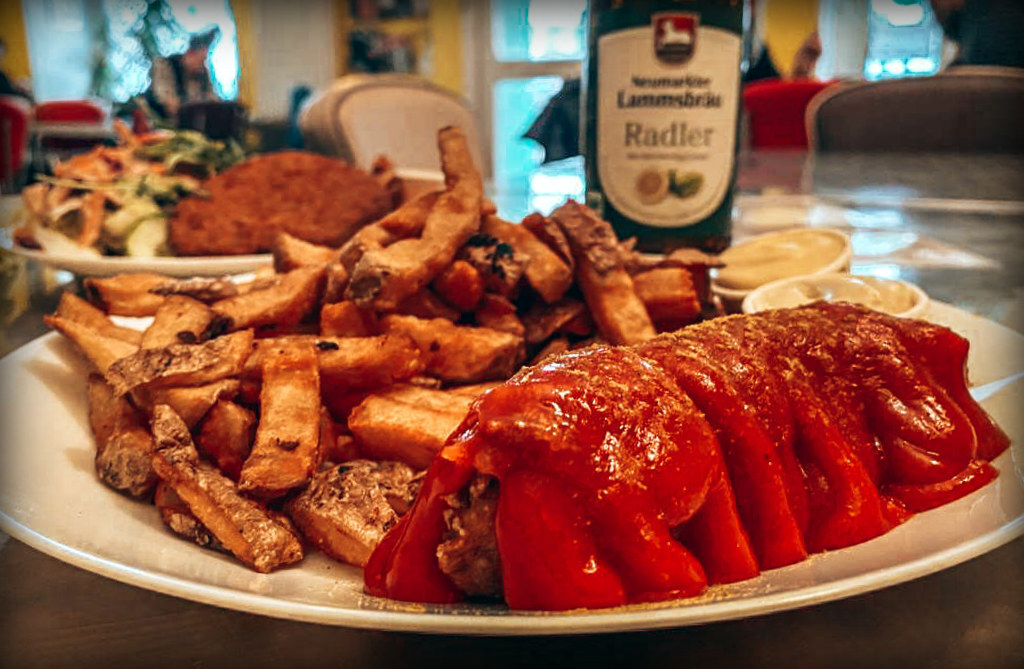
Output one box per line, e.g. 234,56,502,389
582,0,747,253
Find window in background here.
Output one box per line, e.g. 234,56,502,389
472,0,586,215
863,0,943,80
491,0,587,63
22,0,96,101
99,0,238,102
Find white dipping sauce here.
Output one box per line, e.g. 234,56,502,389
744,273,927,317
716,229,849,291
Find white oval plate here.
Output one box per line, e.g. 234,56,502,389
0,302,1021,635
2,241,272,278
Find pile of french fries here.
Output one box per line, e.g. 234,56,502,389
43,126,721,574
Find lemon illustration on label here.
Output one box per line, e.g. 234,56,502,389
635,168,669,205
669,170,704,199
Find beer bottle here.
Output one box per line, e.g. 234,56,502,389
582,0,747,253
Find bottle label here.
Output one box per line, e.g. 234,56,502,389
595,14,741,228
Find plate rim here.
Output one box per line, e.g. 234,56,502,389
1,500,1021,635
2,232,271,278
1,305,1022,635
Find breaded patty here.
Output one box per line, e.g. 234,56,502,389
169,152,393,256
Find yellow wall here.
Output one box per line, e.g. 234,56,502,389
0,0,31,81
764,0,820,76
335,0,463,94
230,0,257,109
427,0,462,93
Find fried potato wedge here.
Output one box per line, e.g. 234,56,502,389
550,201,656,345
138,379,241,429
521,212,573,267
239,344,322,499
445,381,502,398
212,265,325,331
474,293,525,337
272,232,341,272
347,128,483,309
141,295,214,349
632,266,702,331
105,329,254,396
395,288,460,322
348,387,474,468
520,298,589,345
432,259,484,312
54,292,142,345
482,214,573,303
530,336,571,365
154,481,225,552
150,276,240,303
44,316,138,372
84,273,167,317
320,300,378,337
87,374,157,498
196,398,256,481
338,191,440,271
382,314,523,383
322,262,351,303
375,383,478,414
245,334,424,389
286,460,421,567
150,405,303,572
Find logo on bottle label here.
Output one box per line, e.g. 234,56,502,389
653,13,697,65
595,23,740,228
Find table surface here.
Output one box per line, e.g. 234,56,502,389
2,150,1023,669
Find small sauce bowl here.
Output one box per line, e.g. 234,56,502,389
711,228,852,312
742,272,930,319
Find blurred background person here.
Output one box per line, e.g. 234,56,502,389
0,37,32,102
146,27,219,121
930,0,1024,68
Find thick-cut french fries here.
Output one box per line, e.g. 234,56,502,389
154,481,225,551
521,212,572,267
141,295,214,348
474,293,525,337
632,266,702,331
212,265,325,331
521,298,588,345
245,334,424,389
432,259,484,312
43,124,722,578
549,201,656,346
382,314,523,383
139,379,241,429
272,232,342,272
105,329,254,396
530,336,571,365
285,460,421,566
84,273,167,316
338,191,440,271
395,288,460,322
320,301,378,337
54,292,142,345
88,374,157,498
150,405,304,572
322,262,351,303
44,316,138,372
482,214,573,303
348,386,475,468
196,398,256,481
459,233,528,297
150,276,240,303
347,127,483,309
239,344,322,499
